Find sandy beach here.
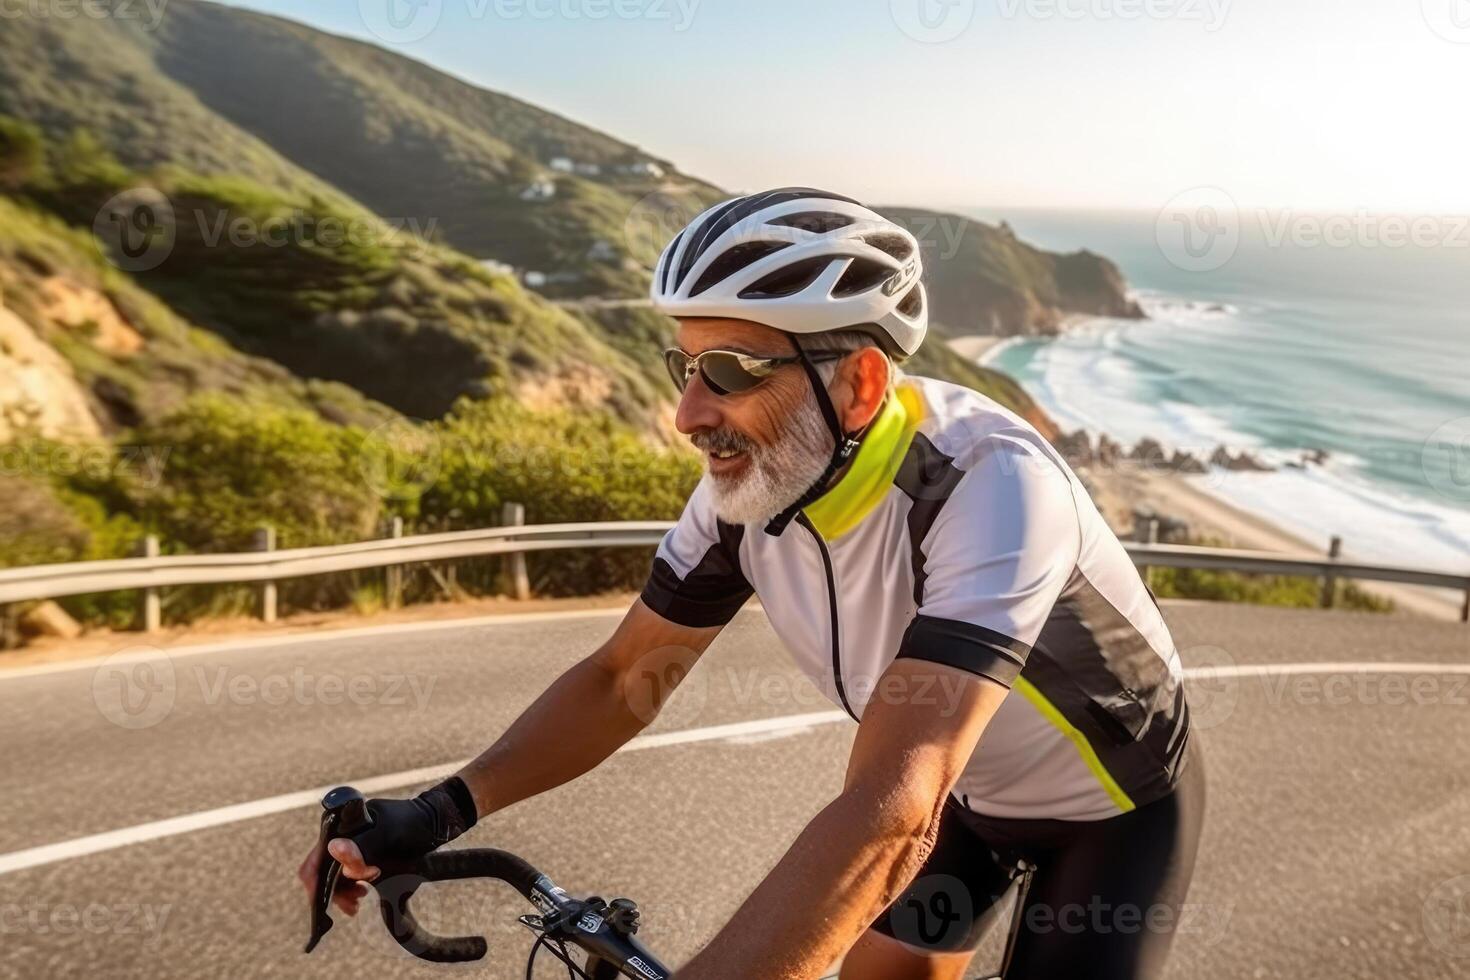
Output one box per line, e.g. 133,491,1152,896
1079,462,1464,621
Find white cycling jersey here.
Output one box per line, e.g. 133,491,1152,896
641,374,1192,821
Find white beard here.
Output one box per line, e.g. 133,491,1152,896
704,390,834,527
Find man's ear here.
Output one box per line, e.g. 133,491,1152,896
838,347,891,432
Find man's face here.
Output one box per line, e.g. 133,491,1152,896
672,318,835,525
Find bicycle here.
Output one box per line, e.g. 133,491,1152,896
304,786,674,979
303,786,1033,979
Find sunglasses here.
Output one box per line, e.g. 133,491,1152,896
663,348,846,396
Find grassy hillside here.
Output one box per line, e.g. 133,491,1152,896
6,123,665,423
0,0,722,298
882,206,1144,337
0,192,393,437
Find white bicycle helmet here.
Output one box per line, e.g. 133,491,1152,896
650,187,927,361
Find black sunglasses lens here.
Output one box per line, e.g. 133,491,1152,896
700,352,763,395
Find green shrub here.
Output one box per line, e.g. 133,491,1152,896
0,117,43,191
421,398,700,594
119,394,384,553
1149,550,1394,614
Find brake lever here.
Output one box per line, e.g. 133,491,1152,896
304,785,373,953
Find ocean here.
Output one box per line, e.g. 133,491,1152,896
957,206,1470,574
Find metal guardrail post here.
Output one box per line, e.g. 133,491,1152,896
501,502,530,601
140,534,161,633
254,526,277,623
1320,535,1342,609
1138,517,1160,591
0,605,17,651
386,517,404,610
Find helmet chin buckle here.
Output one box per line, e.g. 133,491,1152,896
763,346,866,538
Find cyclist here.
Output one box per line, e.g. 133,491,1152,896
299,188,1204,979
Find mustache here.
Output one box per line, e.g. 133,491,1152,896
691,428,757,456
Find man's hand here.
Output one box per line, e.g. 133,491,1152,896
296,777,478,916
297,838,374,916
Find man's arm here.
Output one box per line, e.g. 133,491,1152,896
459,598,722,817
300,598,722,907
678,658,1008,980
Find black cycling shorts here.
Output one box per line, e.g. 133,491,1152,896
871,740,1206,980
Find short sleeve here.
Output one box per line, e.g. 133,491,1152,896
897,441,1080,688
640,480,754,628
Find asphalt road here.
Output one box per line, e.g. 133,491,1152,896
1,603,1468,979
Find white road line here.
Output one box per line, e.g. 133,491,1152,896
4,658,1469,877
0,711,848,877
0,608,627,682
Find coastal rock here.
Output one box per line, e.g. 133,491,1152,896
1170,450,1208,474
1096,434,1124,468
1053,429,1095,467
1209,447,1274,472
879,207,1145,338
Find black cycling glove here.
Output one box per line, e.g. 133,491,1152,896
340,777,478,872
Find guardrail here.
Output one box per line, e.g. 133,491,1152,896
0,520,1465,630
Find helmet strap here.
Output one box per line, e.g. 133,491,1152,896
763,339,864,537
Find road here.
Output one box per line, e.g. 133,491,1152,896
1,603,1468,979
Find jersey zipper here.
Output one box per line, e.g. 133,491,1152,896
795,512,856,721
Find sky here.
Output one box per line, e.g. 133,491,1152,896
213,0,1470,212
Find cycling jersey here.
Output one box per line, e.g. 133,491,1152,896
641,374,1192,822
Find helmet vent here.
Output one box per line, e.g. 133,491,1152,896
659,229,685,294
831,258,895,297
897,283,924,318
738,257,834,299
766,211,854,234
864,233,913,261
689,241,793,296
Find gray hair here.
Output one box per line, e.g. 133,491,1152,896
799,330,898,391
